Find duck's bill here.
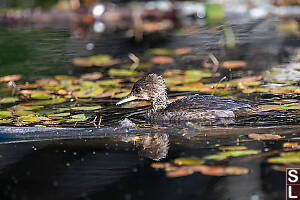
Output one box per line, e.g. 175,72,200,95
116,94,138,105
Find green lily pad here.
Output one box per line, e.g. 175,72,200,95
185,70,213,78
59,108,70,112
66,114,88,122
18,115,51,123
268,152,300,164
31,92,53,100
0,97,18,104
30,98,66,106
0,111,13,118
71,106,102,111
174,157,204,165
203,150,260,161
148,48,173,55
89,55,112,64
49,112,70,117
14,110,35,116
108,69,139,77
0,119,12,124
73,87,104,98
96,79,121,86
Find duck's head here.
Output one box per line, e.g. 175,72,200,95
116,74,168,109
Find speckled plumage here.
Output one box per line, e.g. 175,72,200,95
118,73,256,123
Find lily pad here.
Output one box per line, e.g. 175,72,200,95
71,106,102,111
96,79,121,86
66,114,89,122
108,69,139,77
248,133,282,140
219,146,248,151
31,92,53,100
29,98,66,106
148,48,173,55
49,112,70,117
268,152,300,164
0,119,12,124
0,97,18,104
18,115,51,123
203,150,260,161
0,111,13,118
174,157,204,165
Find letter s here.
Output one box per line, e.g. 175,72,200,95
288,170,298,183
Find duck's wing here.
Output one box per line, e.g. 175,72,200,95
165,95,252,112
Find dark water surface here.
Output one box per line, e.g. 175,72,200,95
0,15,300,200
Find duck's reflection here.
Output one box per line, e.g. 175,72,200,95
135,133,169,161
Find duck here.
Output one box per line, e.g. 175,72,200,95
116,73,256,123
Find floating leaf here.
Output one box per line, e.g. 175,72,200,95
165,165,249,177
80,72,103,81
71,106,102,111
0,111,13,118
283,142,300,149
185,70,213,78
59,108,70,112
14,110,35,116
222,61,246,69
73,87,104,98
96,79,121,86
55,75,78,81
31,92,53,100
174,157,204,165
0,97,18,104
268,152,300,164
0,74,22,82
151,56,174,64
219,146,248,151
49,112,70,117
0,119,12,124
256,105,280,112
248,133,282,140
18,115,51,123
203,150,260,161
173,48,191,55
148,48,173,55
66,114,88,122
28,98,66,106
242,88,270,93
108,69,139,77
274,99,297,105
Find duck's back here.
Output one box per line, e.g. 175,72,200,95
147,95,254,122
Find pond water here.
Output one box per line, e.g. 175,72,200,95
0,8,300,200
